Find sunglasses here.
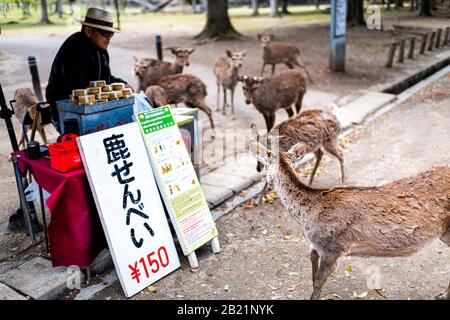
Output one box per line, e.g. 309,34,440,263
94,28,114,38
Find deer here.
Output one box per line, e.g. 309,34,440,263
250,139,450,300
238,69,306,132
258,32,313,83
251,108,344,204
13,88,50,148
145,85,168,108
133,47,195,92
153,74,215,129
212,49,246,119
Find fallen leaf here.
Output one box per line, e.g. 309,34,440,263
271,295,282,300
241,190,248,196
244,199,255,209
223,284,230,291
147,285,157,293
288,272,298,276
276,224,282,228
332,294,343,299
262,229,267,235
9,247,19,252
345,265,352,277
353,291,368,299
177,294,184,298
375,289,388,299
283,263,290,269
287,283,300,291
267,284,277,290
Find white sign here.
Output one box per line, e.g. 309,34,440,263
136,107,218,256
77,122,180,298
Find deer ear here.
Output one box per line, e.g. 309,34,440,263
226,50,233,58
270,34,274,41
133,56,138,62
148,59,157,67
188,48,195,54
237,75,245,82
242,50,247,56
257,33,262,40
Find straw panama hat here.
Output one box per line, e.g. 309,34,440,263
82,7,120,33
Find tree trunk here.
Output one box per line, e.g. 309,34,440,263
420,0,432,15
270,0,279,17
195,0,241,40
315,0,320,10
252,0,260,16
395,0,404,7
282,0,291,13
40,0,51,24
347,0,365,25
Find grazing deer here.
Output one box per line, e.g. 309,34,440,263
155,74,215,129
145,85,168,108
238,69,306,131
251,141,450,300
258,32,313,82
133,47,195,92
13,88,49,148
251,108,344,203
212,49,246,119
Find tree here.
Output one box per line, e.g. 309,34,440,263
347,0,365,26
270,0,279,17
53,0,64,18
114,0,121,30
419,0,432,15
40,0,52,24
395,0,404,7
195,0,241,40
281,0,291,14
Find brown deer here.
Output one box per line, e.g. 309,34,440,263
251,141,450,300
133,47,195,92
258,32,313,82
212,50,246,119
144,85,168,108
251,109,344,203
238,69,306,131
13,88,49,148
155,74,215,129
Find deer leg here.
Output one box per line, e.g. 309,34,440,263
271,64,276,76
284,106,294,118
309,148,324,186
267,113,276,132
222,87,227,116
295,94,304,114
310,249,320,284
435,282,450,300
324,141,345,184
293,56,314,83
310,254,339,300
216,84,221,111
260,63,266,76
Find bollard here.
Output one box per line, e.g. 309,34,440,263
0,82,19,152
436,28,442,48
385,42,397,68
155,34,163,60
28,56,43,101
420,33,428,54
397,39,405,63
427,31,436,51
408,37,416,59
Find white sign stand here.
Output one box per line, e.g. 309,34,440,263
77,122,180,297
136,106,221,268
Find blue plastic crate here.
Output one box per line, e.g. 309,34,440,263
56,97,135,135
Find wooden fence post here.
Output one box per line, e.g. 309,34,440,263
397,38,406,63
436,28,442,48
408,37,416,59
420,33,428,54
385,42,397,68
427,31,436,51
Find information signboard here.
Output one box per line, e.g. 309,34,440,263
136,106,219,256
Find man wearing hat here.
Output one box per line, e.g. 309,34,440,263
46,7,131,127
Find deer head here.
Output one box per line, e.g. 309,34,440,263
166,46,195,67
257,33,275,48
133,57,154,78
226,49,246,68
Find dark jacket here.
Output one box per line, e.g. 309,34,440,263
46,31,126,105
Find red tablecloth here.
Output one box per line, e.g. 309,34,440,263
14,151,106,267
